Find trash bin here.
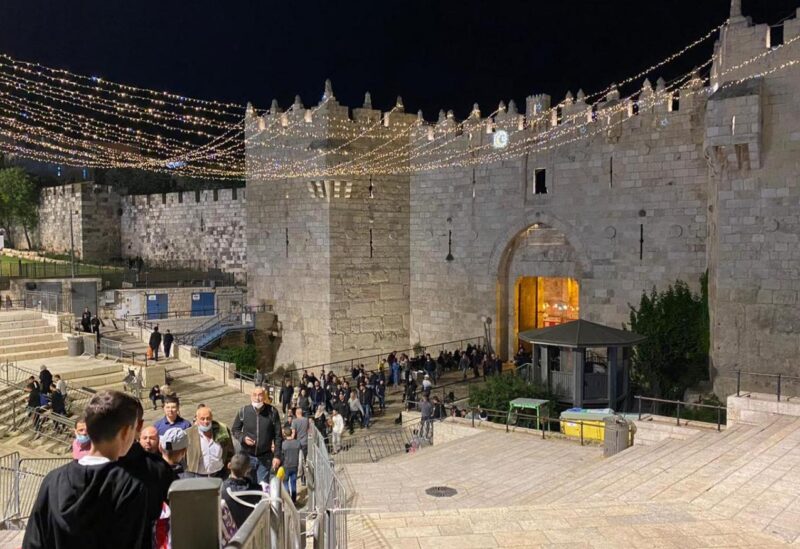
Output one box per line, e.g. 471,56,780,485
603,415,632,457
67,336,84,357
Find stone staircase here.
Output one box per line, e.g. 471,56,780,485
141,361,250,426
0,383,73,457
0,311,67,362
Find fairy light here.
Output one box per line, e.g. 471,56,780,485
0,17,797,181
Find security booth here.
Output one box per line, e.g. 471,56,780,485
507,398,549,430
518,319,645,410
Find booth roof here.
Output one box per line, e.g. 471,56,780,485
518,319,645,348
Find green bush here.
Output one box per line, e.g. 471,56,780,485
215,345,258,376
468,374,553,417
628,273,709,401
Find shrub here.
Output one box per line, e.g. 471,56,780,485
215,345,258,376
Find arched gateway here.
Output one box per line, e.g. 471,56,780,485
490,212,593,360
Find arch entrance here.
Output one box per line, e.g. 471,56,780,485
494,221,588,359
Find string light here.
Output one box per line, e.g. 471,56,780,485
0,18,797,181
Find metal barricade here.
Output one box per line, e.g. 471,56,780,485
0,452,20,527
22,291,64,314
15,457,71,522
307,426,348,548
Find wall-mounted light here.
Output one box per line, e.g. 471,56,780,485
446,229,454,261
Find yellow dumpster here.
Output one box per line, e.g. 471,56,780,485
559,409,614,442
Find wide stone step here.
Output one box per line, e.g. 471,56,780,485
0,338,67,354
2,347,69,362
0,318,50,330
0,311,42,322
0,324,54,338
0,332,63,347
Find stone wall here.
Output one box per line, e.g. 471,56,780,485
244,7,800,388
120,188,246,273
706,12,800,394
245,92,414,368
408,84,709,356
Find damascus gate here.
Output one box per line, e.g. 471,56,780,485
245,1,800,395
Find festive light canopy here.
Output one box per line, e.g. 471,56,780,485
0,18,797,182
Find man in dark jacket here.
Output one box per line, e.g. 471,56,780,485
39,365,53,396
80,308,92,333
280,379,294,415
231,387,282,488
149,326,162,362
117,400,176,536
91,315,101,345
163,329,174,358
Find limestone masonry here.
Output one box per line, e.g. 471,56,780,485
244,5,800,393
25,6,800,393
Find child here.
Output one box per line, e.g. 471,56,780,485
24,390,149,549
71,417,91,460
220,452,260,530
281,427,301,503
331,409,344,454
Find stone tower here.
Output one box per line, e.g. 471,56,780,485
245,83,415,368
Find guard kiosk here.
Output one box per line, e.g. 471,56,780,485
507,397,549,430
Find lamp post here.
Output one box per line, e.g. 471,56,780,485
481,316,493,355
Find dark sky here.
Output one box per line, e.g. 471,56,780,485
0,0,798,119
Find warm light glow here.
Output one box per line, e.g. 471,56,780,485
515,276,580,351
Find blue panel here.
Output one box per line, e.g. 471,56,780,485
146,294,168,320
190,292,215,317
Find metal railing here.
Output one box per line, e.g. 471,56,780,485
271,336,485,385
307,425,348,548
13,457,71,523
331,418,422,465
22,290,66,314
1,455,80,527
2,361,96,419
221,476,303,549
195,350,261,395
734,370,800,402
422,404,630,447
0,452,19,527
635,395,727,431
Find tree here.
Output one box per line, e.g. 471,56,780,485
628,274,709,400
0,168,40,249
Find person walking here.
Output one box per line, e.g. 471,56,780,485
163,329,174,358
185,406,234,479
280,379,294,415
330,409,344,453
149,326,162,362
231,387,282,489
39,365,53,396
91,315,101,345
80,307,92,333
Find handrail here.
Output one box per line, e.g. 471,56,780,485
634,395,726,431
271,336,486,384
734,369,800,402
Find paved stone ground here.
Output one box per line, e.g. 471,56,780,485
344,413,800,547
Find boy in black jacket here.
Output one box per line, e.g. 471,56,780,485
23,390,149,549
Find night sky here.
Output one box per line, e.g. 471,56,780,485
0,1,798,119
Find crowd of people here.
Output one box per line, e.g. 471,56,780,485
23,342,494,547
24,386,288,548
22,365,69,437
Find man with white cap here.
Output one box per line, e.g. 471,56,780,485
160,427,188,478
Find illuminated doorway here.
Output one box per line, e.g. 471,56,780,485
515,276,579,352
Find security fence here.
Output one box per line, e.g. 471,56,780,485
1,453,71,528
307,425,348,549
